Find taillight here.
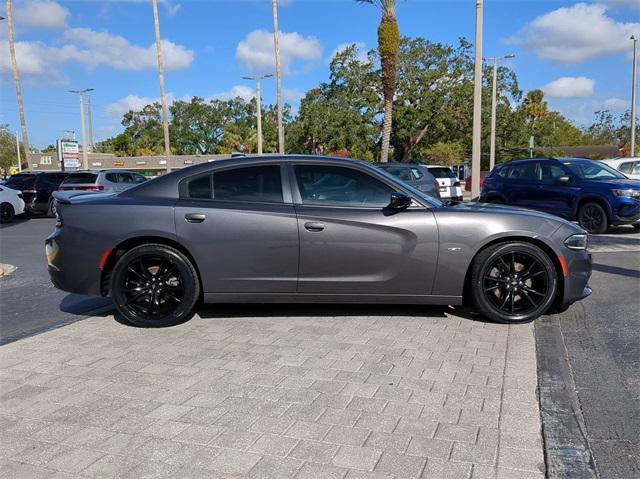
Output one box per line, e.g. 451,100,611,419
22,189,37,194
83,185,104,191
454,181,461,187
17,193,23,199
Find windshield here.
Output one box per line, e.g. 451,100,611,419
562,160,626,180
369,164,443,207
428,167,456,179
62,173,98,184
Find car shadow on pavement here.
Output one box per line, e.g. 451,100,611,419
59,294,114,316
591,262,640,279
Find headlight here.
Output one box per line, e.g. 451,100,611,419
564,234,588,251
612,189,640,199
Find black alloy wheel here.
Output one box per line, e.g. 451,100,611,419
111,244,199,327
471,242,557,324
578,202,607,234
0,203,15,224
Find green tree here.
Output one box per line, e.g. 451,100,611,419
357,0,401,163
0,126,24,175
421,141,465,167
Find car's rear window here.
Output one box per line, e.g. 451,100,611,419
5,174,36,189
428,167,456,179
62,173,98,184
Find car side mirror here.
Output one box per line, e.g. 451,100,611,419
557,176,571,184
387,192,412,210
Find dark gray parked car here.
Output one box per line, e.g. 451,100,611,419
47,155,592,327
373,162,441,200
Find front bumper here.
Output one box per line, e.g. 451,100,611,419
560,248,592,308
611,197,640,225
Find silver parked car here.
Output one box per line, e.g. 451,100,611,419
47,155,592,328
373,163,441,200
58,170,147,193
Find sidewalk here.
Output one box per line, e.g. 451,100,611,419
0,307,544,478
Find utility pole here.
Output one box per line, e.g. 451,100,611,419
152,0,171,172
87,95,94,152
68,88,93,170
243,74,274,155
5,3,31,170
272,0,285,154
471,0,484,199
631,36,637,157
485,54,515,171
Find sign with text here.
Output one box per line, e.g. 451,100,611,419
57,140,80,169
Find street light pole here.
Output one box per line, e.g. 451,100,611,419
68,88,93,170
471,0,484,199
5,3,31,170
485,54,515,171
87,95,94,152
243,74,273,155
272,0,285,154
152,0,171,172
631,36,637,157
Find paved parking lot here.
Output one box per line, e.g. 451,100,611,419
0,306,543,478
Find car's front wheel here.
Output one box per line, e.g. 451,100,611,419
578,202,608,234
471,242,558,324
0,203,15,224
111,244,200,327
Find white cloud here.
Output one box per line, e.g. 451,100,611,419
236,29,322,75
603,97,630,111
283,88,304,102
330,42,368,63
105,94,161,118
212,85,255,101
543,77,595,98
13,0,69,30
0,28,194,79
510,3,640,64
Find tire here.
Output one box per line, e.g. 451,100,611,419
578,202,608,234
471,242,558,324
0,203,15,224
111,244,200,327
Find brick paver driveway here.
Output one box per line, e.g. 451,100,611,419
0,305,544,478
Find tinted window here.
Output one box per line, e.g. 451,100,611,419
118,173,135,184
188,175,212,199
63,173,98,184
382,167,414,182
38,173,68,187
133,174,147,184
295,165,394,208
633,162,640,175
105,173,119,182
213,165,283,203
539,163,567,183
428,167,456,179
500,163,537,181
563,160,625,180
5,174,35,189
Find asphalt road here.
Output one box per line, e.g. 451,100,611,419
1,217,639,479
0,217,112,345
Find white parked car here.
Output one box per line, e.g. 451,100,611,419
426,165,463,202
58,170,147,193
0,185,26,223
601,157,640,180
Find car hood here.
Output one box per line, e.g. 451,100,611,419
443,201,580,228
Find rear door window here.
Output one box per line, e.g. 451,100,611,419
501,163,537,181
428,167,456,179
187,175,212,199
62,173,98,184
213,165,283,203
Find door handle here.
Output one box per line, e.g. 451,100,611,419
185,213,206,223
304,222,325,232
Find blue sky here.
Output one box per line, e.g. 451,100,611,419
1,0,638,149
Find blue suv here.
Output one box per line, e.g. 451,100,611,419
480,158,640,234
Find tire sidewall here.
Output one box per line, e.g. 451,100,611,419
0,203,14,224
578,202,607,234
472,242,558,324
111,244,199,327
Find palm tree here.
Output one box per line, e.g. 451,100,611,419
357,0,400,163
6,0,31,169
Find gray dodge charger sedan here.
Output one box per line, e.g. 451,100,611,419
46,155,592,327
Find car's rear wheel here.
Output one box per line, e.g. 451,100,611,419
111,244,200,327
46,199,56,218
471,242,558,324
578,202,608,234
0,203,15,224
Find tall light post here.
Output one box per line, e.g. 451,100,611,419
86,94,94,152
4,4,31,170
152,0,171,172
631,36,637,157
485,54,515,171
471,0,484,199
271,0,285,154
243,74,274,155
68,88,93,170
